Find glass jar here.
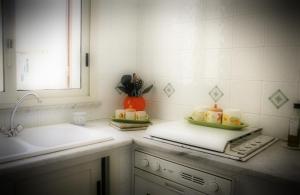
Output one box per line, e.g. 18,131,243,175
288,103,300,147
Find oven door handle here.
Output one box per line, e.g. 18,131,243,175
164,182,185,194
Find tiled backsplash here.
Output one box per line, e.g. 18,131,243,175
0,104,103,130
137,0,300,139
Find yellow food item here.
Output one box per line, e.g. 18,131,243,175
222,109,242,126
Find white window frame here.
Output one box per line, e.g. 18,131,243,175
0,0,94,108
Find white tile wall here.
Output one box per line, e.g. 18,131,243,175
235,0,266,16
260,115,290,139
241,113,261,128
0,104,103,130
263,47,300,82
148,100,192,121
200,49,232,79
1,0,299,141
204,0,234,20
230,80,262,114
231,48,264,80
233,14,265,47
90,0,138,76
138,0,300,140
265,15,300,46
204,18,233,48
261,82,298,118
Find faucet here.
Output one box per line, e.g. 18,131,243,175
3,92,42,137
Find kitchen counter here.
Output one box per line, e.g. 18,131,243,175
1,119,299,186
0,120,133,174
89,119,300,185
133,130,300,184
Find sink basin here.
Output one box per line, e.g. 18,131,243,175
0,137,28,157
0,124,113,164
18,124,112,148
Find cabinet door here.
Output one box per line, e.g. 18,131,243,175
0,180,14,195
15,160,101,195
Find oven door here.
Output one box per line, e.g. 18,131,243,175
134,169,206,195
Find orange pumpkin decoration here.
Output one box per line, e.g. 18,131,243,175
123,96,146,111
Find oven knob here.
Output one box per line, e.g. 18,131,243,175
141,159,149,167
207,182,219,192
149,161,160,172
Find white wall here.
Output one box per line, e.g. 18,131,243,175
1,0,299,141
0,2,3,92
138,0,300,139
0,104,101,129
90,0,138,118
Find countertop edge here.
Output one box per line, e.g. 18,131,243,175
0,137,132,174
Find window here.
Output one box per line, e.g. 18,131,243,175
16,0,82,90
0,0,90,104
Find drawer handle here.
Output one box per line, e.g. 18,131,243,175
97,180,101,195
164,182,185,194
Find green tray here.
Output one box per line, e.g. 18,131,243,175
185,116,248,130
112,117,151,124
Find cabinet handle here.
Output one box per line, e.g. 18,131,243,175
7,39,14,67
164,182,185,194
85,53,89,67
97,180,101,195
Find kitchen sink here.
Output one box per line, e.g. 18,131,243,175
0,124,113,164
0,137,28,157
18,124,112,148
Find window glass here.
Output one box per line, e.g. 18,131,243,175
15,0,81,90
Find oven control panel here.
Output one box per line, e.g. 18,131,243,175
135,151,232,195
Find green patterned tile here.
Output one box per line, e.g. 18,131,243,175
268,89,289,109
209,86,224,102
163,83,175,98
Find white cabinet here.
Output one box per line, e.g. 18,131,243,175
0,157,108,195
0,146,132,195
0,145,132,195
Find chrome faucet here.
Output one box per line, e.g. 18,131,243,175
2,92,42,137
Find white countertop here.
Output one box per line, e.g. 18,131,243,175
1,119,299,184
